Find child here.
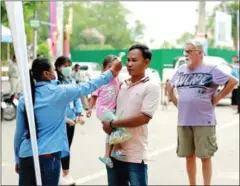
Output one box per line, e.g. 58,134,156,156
86,55,126,168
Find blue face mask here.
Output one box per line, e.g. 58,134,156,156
50,71,59,84
62,67,72,78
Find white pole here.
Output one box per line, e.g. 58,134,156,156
5,2,42,185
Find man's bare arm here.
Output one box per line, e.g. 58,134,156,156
113,113,151,128
212,77,238,105
166,82,178,107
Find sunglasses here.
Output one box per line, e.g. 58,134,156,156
183,49,200,55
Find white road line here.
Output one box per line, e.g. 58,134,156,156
75,119,239,184
216,172,239,180
2,162,13,167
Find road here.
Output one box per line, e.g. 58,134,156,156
1,101,239,185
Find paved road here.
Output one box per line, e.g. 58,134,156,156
1,102,239,185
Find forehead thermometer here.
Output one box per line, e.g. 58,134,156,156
118,52,126,60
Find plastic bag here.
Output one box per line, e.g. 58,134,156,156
108,127,132,145
98,109,132,145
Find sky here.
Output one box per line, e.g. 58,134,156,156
122,1,222,48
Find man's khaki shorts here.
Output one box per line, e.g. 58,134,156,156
177,126,218,158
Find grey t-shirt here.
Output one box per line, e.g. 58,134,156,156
170,63,231,126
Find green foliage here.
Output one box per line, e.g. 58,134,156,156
160,40,176,49
66,2,136,50
176,32,195,46
1,1,145,54
77,44,114,50
37,42,50,58
131,20,146,42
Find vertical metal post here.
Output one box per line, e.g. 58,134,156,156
237,10,239,55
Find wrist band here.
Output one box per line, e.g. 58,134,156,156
110,120,115,129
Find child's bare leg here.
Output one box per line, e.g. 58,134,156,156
104,143,113,158
114,144,122,152
111,144,126,158
99,135,113,168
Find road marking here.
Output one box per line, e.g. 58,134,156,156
75,119,239,184
216,172,239,180
2,162,13,167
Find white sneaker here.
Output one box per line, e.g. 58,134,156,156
59,174,75,185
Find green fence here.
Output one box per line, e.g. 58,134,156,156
71,48,237,79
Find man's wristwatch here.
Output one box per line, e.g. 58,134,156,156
110,120,116,129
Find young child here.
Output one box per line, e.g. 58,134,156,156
86,55,126,168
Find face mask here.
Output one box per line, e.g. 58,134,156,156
50,71,59,84
62,67,72,77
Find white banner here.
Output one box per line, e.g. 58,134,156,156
5,1,42,185
214,11,233,47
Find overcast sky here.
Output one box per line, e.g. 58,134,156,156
122,1,221,48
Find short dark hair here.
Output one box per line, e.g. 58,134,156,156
12,54,16,62
102,55,117,69
74,64,80,68
128,44,152,61
32,57,52,81
55,56,72,81
232,55,238,58
55,56,71,70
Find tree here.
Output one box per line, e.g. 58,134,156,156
65,1,135,50
207,1,239,49
1,1,49,45
37,42,50,58
176,32,195,46
160,40,176,49
1,1,143,52
88,2,134,49
131,20,146,42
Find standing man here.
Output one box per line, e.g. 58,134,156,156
8,55,20,93
231,55,240,113
102,44,160,186
203,34,208,56
71,64,90,110
167,41,238,185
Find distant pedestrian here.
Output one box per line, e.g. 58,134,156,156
8,55,20,93
71,64,90,110
231,55,240,114
203,34,208,56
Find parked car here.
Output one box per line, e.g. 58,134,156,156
71,62,101,80
172,56,233,100
119,66,161,85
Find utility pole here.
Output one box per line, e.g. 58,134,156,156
197,1,206,34
237,7,239,55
